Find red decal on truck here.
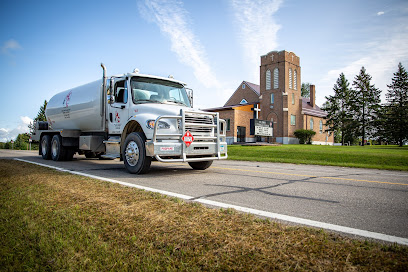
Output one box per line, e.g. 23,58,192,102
182,130,194,147
63,91,72,107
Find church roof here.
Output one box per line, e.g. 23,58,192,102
223,80,260,106
302,98,327,118
244,81,260,96
204,103,254,112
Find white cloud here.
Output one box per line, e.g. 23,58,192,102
316,25,408,106
139,0,220,88
20,116,32,125
0,116,32,142
231,0,283,82
1,39,22,55
377,11,385,16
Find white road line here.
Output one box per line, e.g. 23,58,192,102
14,158,408,246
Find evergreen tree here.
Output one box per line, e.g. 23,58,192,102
36,100,48,121
372,105,390,144
350,67,381,146
301,82,311,98
323,73,354,145
28,100,48,134
385,63,408,146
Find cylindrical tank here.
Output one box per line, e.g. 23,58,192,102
46,80,104,131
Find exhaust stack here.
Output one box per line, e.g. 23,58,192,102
101,63,107,130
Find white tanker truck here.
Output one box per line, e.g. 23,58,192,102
31,64,227,174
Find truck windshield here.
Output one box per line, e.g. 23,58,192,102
131,77,191,107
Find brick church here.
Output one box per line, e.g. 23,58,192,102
206,50,334,145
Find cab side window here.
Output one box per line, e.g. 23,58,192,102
114,80,128,104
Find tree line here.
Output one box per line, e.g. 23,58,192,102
322,63,408,146
0,100,47,150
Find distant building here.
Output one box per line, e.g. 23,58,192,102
205,50,334,145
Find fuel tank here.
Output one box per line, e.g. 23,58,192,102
46,80,104,131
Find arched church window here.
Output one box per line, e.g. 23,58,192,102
289,68,293,89
294,70,297,90
266,69,271,90
273,68,279,89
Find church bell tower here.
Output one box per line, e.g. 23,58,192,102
259,50,302,143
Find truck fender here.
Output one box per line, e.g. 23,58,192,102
120,120,145,157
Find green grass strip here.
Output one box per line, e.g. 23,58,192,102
1,160,407,271
227,145,408,171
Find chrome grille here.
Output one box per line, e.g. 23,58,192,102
185,114,213,134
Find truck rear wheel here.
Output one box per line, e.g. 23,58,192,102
188,160,213,170
122,132,151,174
51,134,67,161
41,135,52,160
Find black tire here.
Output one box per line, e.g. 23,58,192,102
188,160,213,170
41,135,52,160
122,132,151,174
51,134,67,161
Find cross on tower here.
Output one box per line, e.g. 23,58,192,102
252,103,261,119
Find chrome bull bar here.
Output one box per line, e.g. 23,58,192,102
145,109,228,162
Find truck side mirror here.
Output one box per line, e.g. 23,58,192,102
186,88,193,107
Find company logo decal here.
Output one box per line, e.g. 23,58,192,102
160,147,175,151
115,111,120,123
63,91,72,108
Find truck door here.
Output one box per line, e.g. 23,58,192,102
108,78,129,134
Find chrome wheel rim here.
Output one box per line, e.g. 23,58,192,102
42,139,47,155
51,139,58,157
125,141,139,166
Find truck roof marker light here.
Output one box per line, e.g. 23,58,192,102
133,68,140,74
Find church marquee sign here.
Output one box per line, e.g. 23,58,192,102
250,119,273,137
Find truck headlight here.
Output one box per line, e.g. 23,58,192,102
146,120,170,129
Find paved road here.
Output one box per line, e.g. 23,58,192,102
2,149,408,241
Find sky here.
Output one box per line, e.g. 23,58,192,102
1,0,407,142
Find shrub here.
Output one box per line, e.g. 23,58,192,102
294,129,316,144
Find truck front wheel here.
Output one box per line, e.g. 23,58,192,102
122,132,151,174
41,135,52,160
51,134,67,161
188,160,213,170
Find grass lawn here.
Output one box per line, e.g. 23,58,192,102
227,145,408,171
1,159,407,271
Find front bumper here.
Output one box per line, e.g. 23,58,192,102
145,109,228,162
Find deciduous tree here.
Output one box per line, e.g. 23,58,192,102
14,133,30,150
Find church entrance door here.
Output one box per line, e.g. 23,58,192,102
237,126,246,142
